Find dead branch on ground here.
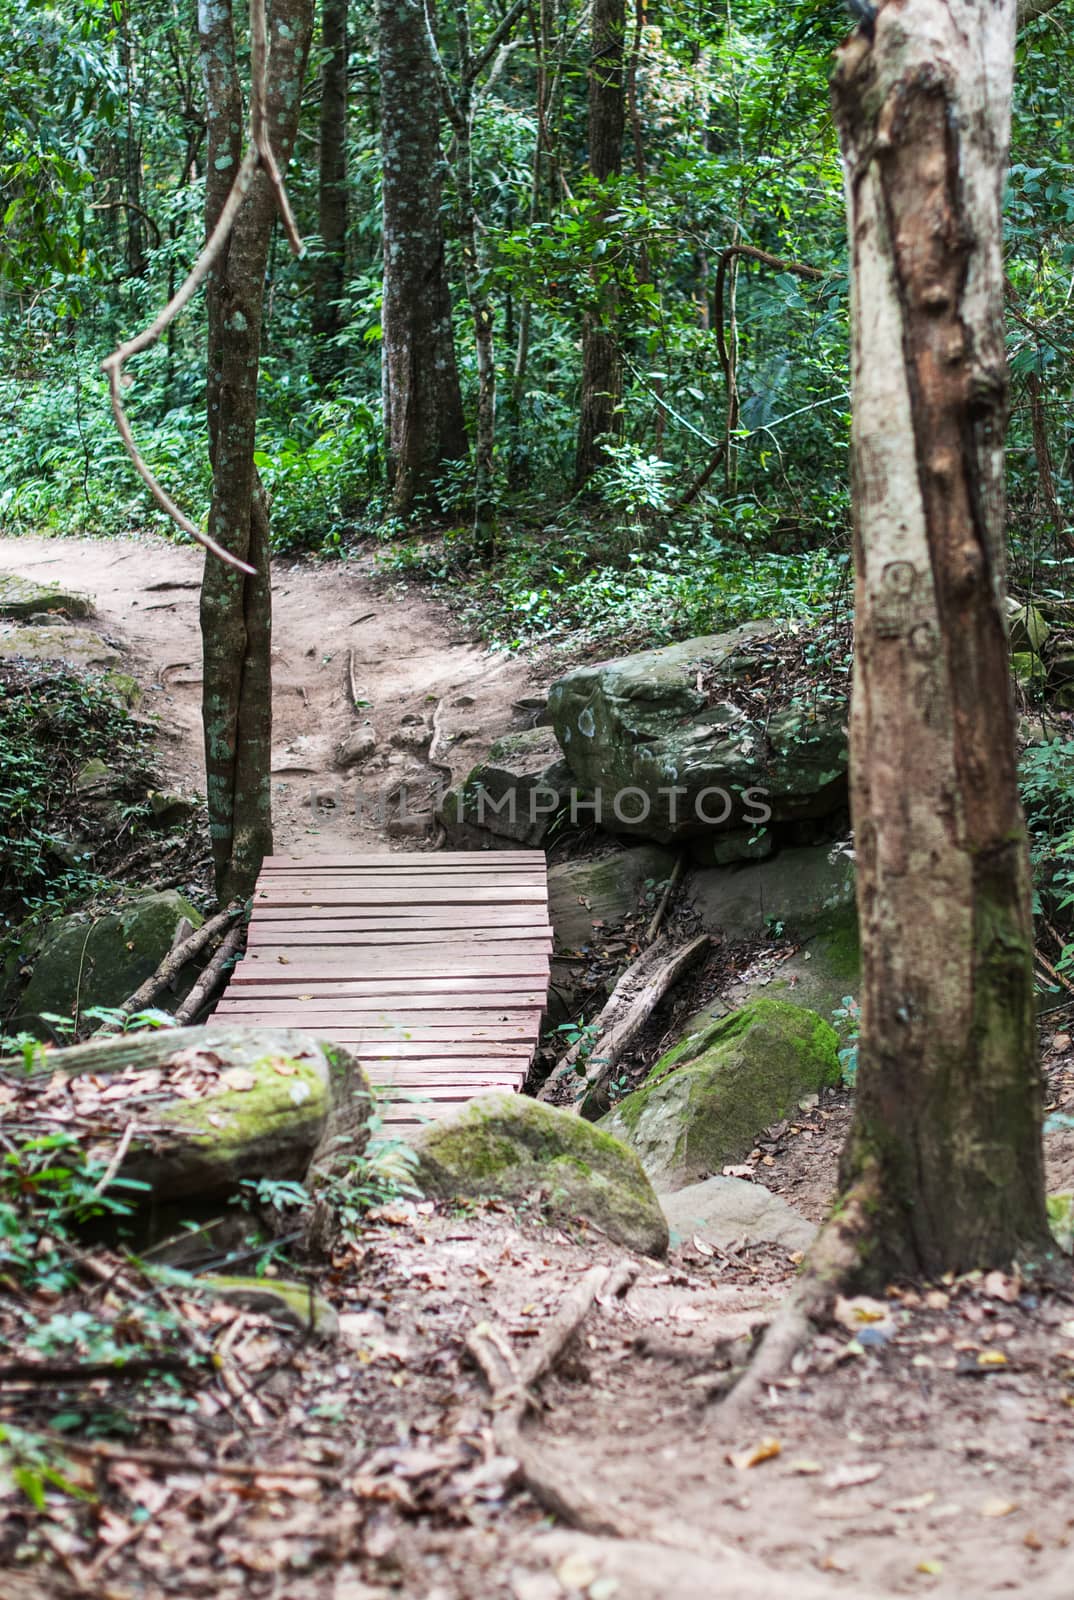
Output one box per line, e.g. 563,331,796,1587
539,933,710,1114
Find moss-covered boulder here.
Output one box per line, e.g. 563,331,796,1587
438,725,572,847
197,1275,339,1337
10,891,204,1038
548,844,677,951
0,621,124,669
0,572,95,621
412,1092,669,1256
599,997,841,1191
15,1025,371,1202
547,622,847,845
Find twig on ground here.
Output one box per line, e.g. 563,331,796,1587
645,852,685,944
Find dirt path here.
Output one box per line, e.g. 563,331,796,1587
0,534,535,854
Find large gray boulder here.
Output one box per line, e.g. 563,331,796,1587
412,1091,669,1256
0,572,95,621
438,725,572,847
548,844,677,950
9,891,204,1038
599,997,841,1191
659,1175,817,1252
547,622,847,845
686,844,856,942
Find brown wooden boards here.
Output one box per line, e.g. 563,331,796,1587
216,850,551,1130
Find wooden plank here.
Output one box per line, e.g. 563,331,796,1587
246,921,550,940
252,907,547,929
297,1039,533,1059
213,1001,541,1021
257,866,547,882
235,949,551,976
260,852,543,868
371,1078,522,1097
212,1011,538,1033
225,977,547,999
254,886,548,906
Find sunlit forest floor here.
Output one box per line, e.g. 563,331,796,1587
3,535,1074,1598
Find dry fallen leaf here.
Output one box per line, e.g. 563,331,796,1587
982,1271,1020,1304
823,1461,885,1491
220,1067,257,1092
980,1498,1019,1518
729,1437,782,1470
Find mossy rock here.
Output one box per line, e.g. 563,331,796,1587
438,726,571,847
197,1275,339,1337
0,622,125,670
719,900,861,1023
13,1025,371,1203
548,844,677,951
0,572,95,621
547,622,847,844
10,891,204,1038
1048,1193,1074,1255
686,845,856,942
412,1092,669,1256
599,997,841,1191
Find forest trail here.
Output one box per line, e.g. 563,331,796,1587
0,534,537,853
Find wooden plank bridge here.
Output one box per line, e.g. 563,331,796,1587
212,851,552,1130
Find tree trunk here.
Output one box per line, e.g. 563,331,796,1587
574,0,625,491
311,0,349,387
379,0,467,516
831,0,1049,1276
198,0,313,904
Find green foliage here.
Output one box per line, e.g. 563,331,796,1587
0,1131,147,1295
0,658,154,931
1019,738,1074,977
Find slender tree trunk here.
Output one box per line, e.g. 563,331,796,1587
198,0,313,904
311,0,349,387
379,0,467,516
831,0,1049,1276
574,0,625,491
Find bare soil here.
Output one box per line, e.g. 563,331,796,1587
0,534,538,853
2,533,1074,1599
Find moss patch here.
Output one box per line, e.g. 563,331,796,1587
413,1092,668,1256
601,997,840,1190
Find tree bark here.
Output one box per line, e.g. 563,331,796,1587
830,0,1049,1277
198,0,313,903
574,0,625,491
379,0,467,516
311,0,349,386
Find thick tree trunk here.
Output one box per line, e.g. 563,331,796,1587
574,0,625,491
379,0,467,516
311,0,349,386
831,0,1049,1276
198,0,313,903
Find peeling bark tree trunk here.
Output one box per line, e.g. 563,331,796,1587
311,0,349,387
198,0,313,903
379,0,467,516
831,0,1049,1276
574,0,625,491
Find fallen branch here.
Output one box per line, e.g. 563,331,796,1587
538,933,710,1115
97,901,243,1031
645,852,685,944
174,922,245,1024
466,1262,638,1536
53,1436,343,1483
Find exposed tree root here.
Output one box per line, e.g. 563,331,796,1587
466,1261,639,1536
714,1177,878,1431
